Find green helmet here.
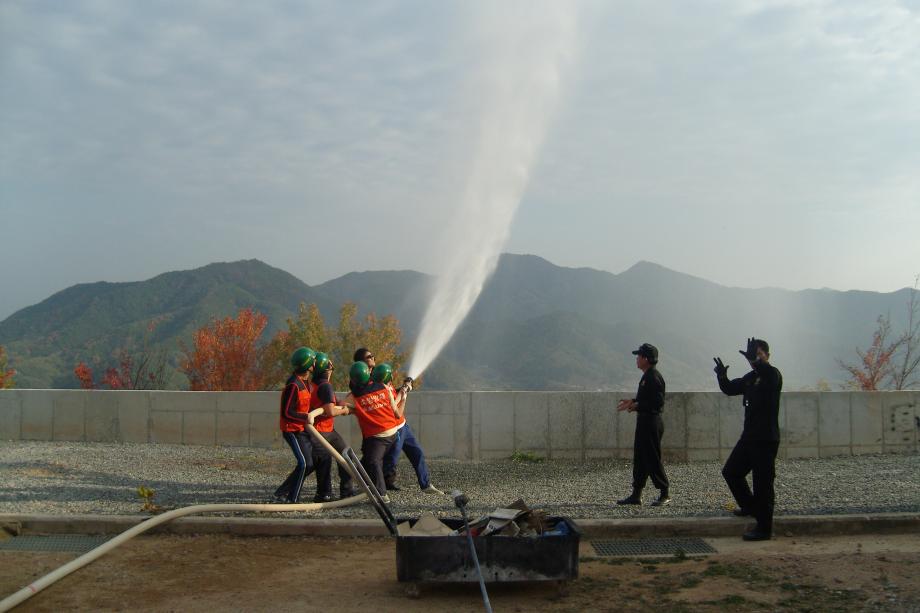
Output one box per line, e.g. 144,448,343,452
370,363,393,384
290,347,316,373
349,361,371,387
314,352,333,373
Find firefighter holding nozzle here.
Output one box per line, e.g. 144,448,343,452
714,337,783,541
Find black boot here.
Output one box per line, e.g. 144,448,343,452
650,490,671,506
616,490,642,505
742,525,772,541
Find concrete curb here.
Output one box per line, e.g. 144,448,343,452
2,512,918,539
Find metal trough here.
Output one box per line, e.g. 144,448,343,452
395,516,580,591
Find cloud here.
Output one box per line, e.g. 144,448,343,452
1,0,918,320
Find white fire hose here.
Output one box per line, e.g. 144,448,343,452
0,409,363,612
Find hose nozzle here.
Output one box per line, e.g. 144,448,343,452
399,376,414,394
450,489,468,509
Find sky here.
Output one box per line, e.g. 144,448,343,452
2,0,919,320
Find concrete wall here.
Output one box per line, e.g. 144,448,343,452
1,390,918,460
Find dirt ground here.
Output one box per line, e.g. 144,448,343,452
1,533,919,612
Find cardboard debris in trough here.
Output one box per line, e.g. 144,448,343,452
398,499,561,538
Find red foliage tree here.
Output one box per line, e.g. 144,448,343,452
0,345,15,389
837,315,904,391
74,362,96,390
180,308,269,391
75,345,170,390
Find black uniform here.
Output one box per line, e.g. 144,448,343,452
718,361,783,533
631,366,669,494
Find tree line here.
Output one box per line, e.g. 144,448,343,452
69,302,409,391
1,280,918,392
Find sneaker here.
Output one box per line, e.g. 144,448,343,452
380,494,391,504
742,528,772,541
385,483,401,491
340,489,358,498
422,485,445,495
616,495,642,505
312,494,333,503
650,493,671,507
732,507,753,517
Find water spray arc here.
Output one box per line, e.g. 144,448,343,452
407,4,578,379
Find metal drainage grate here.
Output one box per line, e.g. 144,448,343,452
0,535,110,553
591,537,716,557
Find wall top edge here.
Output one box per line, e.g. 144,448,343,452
2,389,915,394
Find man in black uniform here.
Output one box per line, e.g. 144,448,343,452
616,343,670,506
714,337,783,541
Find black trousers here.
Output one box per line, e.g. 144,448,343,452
632,414,669,493
361,434,397,495
313,430,355,497
722,440,779,533
276,431,314,502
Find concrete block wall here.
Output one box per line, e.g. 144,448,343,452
1,390,918,461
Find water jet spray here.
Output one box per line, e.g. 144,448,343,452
407,3,578,380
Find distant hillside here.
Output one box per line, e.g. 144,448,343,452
0,260,339,388
0,255,914,390
314,269,432,338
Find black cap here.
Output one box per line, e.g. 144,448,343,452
632,343,658,363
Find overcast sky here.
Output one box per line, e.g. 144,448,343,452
2,0,919,320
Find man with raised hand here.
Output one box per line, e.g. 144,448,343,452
714,337,783,541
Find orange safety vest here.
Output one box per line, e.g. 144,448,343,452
309,379,336,433
352,382,403,438
279,375,311,433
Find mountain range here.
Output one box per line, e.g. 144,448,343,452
0,254,914,390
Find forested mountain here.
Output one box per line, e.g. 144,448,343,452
0,255,912,390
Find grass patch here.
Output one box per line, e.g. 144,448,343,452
509,450,544,463
778,584,865,612
720,594,748,605
702,561,772,585
679,574,702,589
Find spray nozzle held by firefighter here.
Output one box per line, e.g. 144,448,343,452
398,376,414,394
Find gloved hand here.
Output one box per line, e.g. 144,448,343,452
739,337,758,361
713,357,729,378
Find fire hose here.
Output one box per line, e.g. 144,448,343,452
452,490,493,613
0,408,364,612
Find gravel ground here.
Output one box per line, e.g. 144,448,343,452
1,442,918,520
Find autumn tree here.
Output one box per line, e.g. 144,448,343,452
0,345,15,389
839,275,920,391
103,348,171,389
329,302,409,390
259,302,409,390
74,362,97,389
837,315,903,391
259,303,331,389
890,276,920,390
73,320,171,390
180,308,269,391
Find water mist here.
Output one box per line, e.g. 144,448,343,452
408,4,578,379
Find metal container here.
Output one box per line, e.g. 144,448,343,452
395,516,580,585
